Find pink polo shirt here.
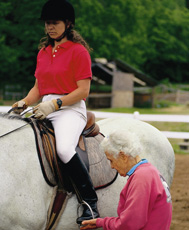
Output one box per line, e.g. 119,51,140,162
96,162,172,230
35,40,92,96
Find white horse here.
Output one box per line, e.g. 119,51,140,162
0,115,174,230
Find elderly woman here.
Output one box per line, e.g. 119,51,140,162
81,130,172,230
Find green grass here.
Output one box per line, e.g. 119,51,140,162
92,104,189,115
147,121,189,132
146,122,189,155
168,139,189,155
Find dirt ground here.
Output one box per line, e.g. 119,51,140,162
170,154,189,230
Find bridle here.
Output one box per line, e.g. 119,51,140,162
0,107,34,139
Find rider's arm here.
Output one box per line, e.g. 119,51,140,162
58,78,91,106
23,79,42,106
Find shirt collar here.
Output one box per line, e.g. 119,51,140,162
58,40,73,49
44,40,73,53
127,159,148,177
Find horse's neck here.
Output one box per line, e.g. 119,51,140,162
0,117,37,172
0,116,54,229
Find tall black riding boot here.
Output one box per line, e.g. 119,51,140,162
65,153,100,224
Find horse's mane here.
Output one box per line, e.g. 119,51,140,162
0,113,25,121
0,113,30,137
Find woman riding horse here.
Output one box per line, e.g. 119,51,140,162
12,0,99,224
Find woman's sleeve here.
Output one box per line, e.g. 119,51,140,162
96,173,154,230
34,49,42,79
73,50,92,81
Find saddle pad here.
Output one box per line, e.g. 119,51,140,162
85,134,118,189
28,118,117,190
30,119,57,187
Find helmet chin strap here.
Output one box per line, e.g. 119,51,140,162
55,29,67,42
54,22,71,42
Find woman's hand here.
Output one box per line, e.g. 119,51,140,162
12,100,28,114
80,219,98,229
33,99,58,120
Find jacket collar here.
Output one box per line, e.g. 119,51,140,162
127,159,148,177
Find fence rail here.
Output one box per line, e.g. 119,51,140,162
91,111,189,140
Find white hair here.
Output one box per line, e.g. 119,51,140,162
100,129,142,158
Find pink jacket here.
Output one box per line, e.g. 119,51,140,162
96,161,172,230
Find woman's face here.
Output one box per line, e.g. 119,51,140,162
105,152,128,177
45,20,66,39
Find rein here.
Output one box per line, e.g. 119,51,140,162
0,107,34,139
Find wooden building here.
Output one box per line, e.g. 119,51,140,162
88,58,158,108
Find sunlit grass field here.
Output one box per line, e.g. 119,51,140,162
92,104,189,115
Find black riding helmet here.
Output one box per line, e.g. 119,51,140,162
40,0,75,42
40,0,75,25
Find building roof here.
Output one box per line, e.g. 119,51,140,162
92,62,113,85
115,59,158,87
92,58,158,87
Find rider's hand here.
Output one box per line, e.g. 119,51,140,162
12,100,28,114
33,99,59,120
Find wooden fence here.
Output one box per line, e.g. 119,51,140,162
155,90,189,104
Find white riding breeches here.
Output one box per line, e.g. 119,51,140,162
43,94,87,163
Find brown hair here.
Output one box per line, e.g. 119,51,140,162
38,23,92,53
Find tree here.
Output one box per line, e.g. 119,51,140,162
0,0,189,93
186,0,189,8
0,0,46,90
142,4,189,81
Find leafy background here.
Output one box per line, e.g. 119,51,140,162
0,0,189,91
